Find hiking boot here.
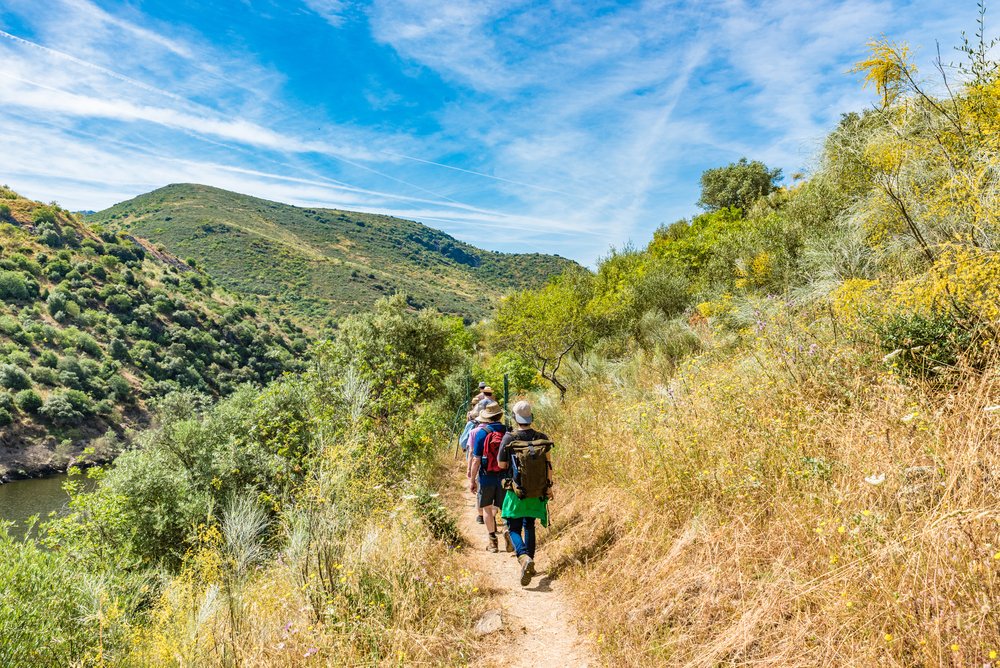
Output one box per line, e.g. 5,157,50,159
503,530,514,553
476,515,485,525
518,554,534,586
488,534,499,553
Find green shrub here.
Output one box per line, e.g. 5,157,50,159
0,364,31,390
0,392,13,412
105,293,133,313
38,393,83,426
31,205,58,225
0,270,33,301
29,366,59,386
0,407,12,426
0,203,10,220
14,389,43,414
877,312,974,377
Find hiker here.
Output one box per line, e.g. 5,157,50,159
498,400,554,586
474,387,496,412
472,381,488,403
465,406,489,524
459,409,477,453
468,402,510,552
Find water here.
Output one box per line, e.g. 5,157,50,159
0,474,92,537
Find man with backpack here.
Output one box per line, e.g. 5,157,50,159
468,402,509,552
497,400,554,586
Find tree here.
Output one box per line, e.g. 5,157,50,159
491,271,592,400
698,158,782,212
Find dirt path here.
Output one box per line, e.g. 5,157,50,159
449,461,595,668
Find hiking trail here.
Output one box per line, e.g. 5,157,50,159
449,461,595,668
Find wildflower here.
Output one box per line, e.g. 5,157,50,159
865,473,886,486
990,649,997,659
304,647,318,658
862,510,871,517
901,411,918,423
950,644,959,652
884,633,893,642
993,552,1000,560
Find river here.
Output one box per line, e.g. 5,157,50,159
0,474,94,537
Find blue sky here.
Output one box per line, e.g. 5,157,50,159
0,0,981,264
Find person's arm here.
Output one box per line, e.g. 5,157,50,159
545,450,555,500
497,435,510,470
469,431,483,491
469,456,481,492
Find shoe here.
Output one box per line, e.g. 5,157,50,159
476,515,485,525
503,530,514,553
518,555,534,586
488,534,499,553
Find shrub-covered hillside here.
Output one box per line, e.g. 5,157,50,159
89,183,578,327
483,29,1000,666
0,185,304,478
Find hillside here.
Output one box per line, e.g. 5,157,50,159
0,185,303,479
89,184,577,326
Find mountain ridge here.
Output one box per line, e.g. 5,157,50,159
89,184,576,326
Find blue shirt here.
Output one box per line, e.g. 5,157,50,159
472,422,507,486
459,420,476,451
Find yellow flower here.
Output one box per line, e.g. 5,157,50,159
884,633,893,643
838,525,846,534
950,644,959,652
989,649,997,660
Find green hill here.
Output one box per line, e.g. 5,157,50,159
0,185,303,479
89,184,577,326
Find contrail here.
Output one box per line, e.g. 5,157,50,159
0,29,192,105
382,150,583,200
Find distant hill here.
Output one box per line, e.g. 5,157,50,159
0,184,303,479
89,184,578,326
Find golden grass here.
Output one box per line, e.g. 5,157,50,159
130,500,489,667
537,325,1000,666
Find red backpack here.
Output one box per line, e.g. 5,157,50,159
481,424,506,474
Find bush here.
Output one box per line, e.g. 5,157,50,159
38,393,84,426
0,270,33,301
105,293,133,313
29,366,59,386
14,389,42,414
0,392,12,412
0,407,12,426
877,312,974,377
0,364,31,390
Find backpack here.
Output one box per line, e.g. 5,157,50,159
508,437,553,500
481,424,506,474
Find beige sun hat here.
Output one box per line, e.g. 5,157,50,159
477,402,503,422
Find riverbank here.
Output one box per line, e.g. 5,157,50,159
0,432,119,483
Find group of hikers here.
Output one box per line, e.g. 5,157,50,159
459,382,555,587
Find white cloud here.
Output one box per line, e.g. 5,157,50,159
302,0,349,27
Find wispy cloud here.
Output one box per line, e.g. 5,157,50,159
0,0,981,263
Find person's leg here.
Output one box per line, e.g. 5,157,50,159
482,504,498,533
523,517,536,559
506,516,527,556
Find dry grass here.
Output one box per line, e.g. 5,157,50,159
130,499,490,667
537,320,1000,666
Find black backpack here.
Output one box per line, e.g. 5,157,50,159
507,436,553,500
